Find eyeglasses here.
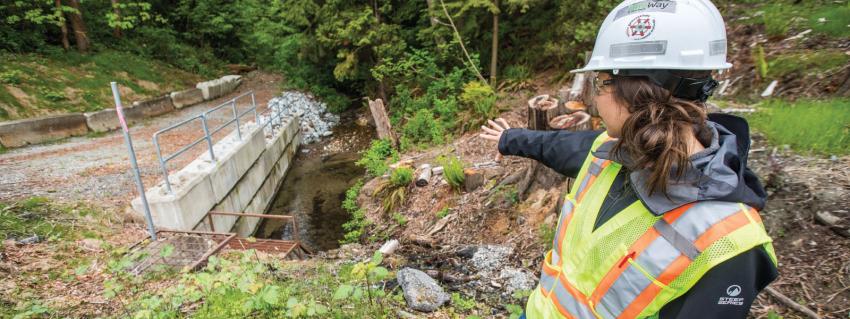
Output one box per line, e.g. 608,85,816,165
593,73,615,96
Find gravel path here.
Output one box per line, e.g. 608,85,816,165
0,71,284,211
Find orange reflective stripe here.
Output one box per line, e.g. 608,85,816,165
590,203,694,305
576,159,610,202
616,208,754,318
556,207,575,254
694,209,752,250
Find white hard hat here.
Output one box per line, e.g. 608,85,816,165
572,0,731,73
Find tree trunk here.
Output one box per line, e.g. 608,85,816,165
490,0,499,85
425,0,445,46
65,0,90,52
55,0,70,50
111,0,122,38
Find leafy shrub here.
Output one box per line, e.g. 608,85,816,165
436,207,450,219
0,70,22,84
356,139,398,177
400,109,445,151
341,180,371,244
38,88,66,102
439,156,466,190
391,212,407,226
460,80,497,117
390,167,413,187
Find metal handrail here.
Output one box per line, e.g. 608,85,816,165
152,91,288,194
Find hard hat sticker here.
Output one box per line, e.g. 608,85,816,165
615,0,676,20
627,15,656,40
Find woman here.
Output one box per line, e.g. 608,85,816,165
480,1,777,318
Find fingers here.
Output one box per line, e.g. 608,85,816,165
496,118,511,130
487,119,505,131
480,125,501,136
478,133,501,141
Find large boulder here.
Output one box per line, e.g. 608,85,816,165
397,268,450,312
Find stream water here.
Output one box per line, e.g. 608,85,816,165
255,114,373,251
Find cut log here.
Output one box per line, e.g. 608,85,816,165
368,98,397,146
527,95,561,131
463,168,485,192
416,164,432,187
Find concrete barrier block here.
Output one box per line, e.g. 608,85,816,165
128,95,175,121
170,88,204,109
132,165,218,231
84,109,120,133
196,75,242,100
0,114,89,148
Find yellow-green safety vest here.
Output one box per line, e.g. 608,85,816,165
525,132,776,319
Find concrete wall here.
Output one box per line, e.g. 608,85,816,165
0,75,245,148
131,117,300,235
170,88,204,109
0,114,89,147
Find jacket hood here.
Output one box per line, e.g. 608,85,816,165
592,114,767,215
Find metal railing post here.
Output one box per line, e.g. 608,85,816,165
231,100,241,140
251,92,258,124
152,134,174,194
201,114,216,161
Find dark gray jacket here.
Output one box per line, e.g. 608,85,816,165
499,114,777,319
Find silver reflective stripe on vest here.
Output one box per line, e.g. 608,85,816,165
670,202,741,242
635,236,681,277
540,265,558,294
596,202,747,318
599,264,654,318
553,200,575,258
654,219,701,260
552,275,598,319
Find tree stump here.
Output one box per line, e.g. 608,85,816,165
527,95,561,131
368,98,397,147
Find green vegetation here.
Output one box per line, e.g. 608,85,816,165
439,156,466,191
753,45,768,80
0,50,205,120
808,3,850,38
341,180,370,244
539,223,556,246
460,80,497,119
114,251,399,318
436,207,451,219
741,1,850,39
356,139,399,177
0,197,104,242
389,167,413,187
766,51,850,79
748,99,850,155
400,109,446,151
391,212,407,227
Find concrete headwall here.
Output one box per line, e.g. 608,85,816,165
131,117,300,235
170,88,204,109
0,114,89,147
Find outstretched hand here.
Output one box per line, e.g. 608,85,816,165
478,118,511,161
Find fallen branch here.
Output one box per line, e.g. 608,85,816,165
765,286,821,319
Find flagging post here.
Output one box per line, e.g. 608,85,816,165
111,82,157,240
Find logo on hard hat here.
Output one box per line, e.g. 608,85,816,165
626,15,655,40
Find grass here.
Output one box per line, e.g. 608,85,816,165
741,1,850,39
0,50,211,121
747,99,850,155
766,50,850,79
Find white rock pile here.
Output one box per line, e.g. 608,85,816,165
266,91,339,144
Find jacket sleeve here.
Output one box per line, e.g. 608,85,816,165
497,128,602,178
659,247,778,319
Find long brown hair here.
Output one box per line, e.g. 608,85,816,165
610,72,713,196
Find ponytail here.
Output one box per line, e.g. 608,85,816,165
610,73,712,196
